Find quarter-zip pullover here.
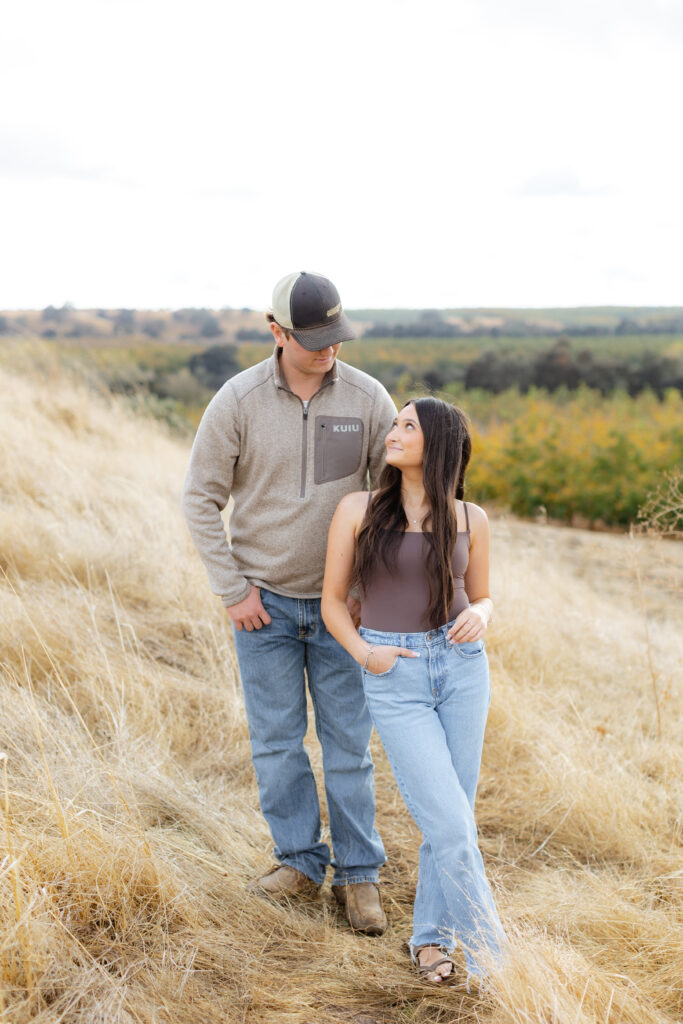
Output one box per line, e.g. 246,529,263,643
182,348,396,606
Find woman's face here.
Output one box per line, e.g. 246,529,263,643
385,403,424,468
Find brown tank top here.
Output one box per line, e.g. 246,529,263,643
360,503,471,633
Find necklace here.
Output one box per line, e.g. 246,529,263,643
403,505,427,525
402,491,428,526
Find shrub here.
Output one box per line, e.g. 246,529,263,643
189,345,240,391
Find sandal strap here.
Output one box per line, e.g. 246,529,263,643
418,956,456,975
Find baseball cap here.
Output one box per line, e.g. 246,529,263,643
271,271,358,351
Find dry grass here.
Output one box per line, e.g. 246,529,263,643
1,343,681,1023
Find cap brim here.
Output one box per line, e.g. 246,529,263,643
290,312,358,351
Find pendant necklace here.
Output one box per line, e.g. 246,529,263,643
402,493,427,527
404,507,426,525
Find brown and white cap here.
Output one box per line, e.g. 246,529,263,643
270,271,358,351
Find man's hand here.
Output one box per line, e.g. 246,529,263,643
226,585,272,631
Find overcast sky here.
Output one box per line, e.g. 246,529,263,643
2,0,682,311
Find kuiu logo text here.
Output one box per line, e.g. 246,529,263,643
332,424,360,433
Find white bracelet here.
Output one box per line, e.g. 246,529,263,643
363,645,376,670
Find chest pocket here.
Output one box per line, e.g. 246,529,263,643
314,416,364,484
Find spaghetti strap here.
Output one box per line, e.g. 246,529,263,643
463,501,470,532
367,490,372,509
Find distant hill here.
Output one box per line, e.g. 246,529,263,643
350,306,683,338
2,304,683,343
0,306,272,345
350,305,683,325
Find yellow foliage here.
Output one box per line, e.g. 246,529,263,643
465,387,683,525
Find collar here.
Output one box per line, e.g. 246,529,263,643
271,345,339,394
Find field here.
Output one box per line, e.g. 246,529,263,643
341,332,683,375
0,345,681,1023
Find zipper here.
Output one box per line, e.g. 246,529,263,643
277,375,336,500
320,421,326,479
300,402,309,499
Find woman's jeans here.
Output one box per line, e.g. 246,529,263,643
359,619,506,979
232,589,385,887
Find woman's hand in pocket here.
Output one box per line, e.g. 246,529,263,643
365,645,420,675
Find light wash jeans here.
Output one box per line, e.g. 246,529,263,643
232,588,385,887
359,619,506,980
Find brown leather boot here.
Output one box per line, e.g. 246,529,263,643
333,882,387,935
246,864,321,901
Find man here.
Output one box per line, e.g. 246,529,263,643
182,271,396,934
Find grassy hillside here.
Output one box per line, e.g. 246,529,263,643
0,347,681,1023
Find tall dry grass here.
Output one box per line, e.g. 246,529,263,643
1,342,681,1024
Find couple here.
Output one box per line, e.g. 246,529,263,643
182,271,506,987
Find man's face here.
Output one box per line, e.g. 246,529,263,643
272,323,341,377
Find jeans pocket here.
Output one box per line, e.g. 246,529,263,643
257,587,273,615
363,655,401,679
453,639,485,659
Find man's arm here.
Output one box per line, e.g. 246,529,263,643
367,382,397,487
181,385,252,607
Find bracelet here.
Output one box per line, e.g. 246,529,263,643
363,645,376,670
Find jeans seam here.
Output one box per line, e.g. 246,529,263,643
307,664,353,866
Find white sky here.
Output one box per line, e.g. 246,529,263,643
2,0,682,311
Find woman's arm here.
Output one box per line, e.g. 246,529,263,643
323,492,421,673
322,492,374,665
448,502,493,643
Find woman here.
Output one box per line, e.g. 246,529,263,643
321,396,506,987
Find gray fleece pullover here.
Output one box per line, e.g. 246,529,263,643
182,349,397,606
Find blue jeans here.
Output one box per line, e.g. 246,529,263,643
232,589,385,887
359,620,506,979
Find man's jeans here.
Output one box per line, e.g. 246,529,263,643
359,620,506,980
232,589,385,887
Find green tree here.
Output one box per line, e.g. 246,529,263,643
189,345,240,391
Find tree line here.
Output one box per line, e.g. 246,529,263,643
461,338,683,398
366,310,683,338
104,338,683,404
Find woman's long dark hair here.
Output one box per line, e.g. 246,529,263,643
351,397,472,629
